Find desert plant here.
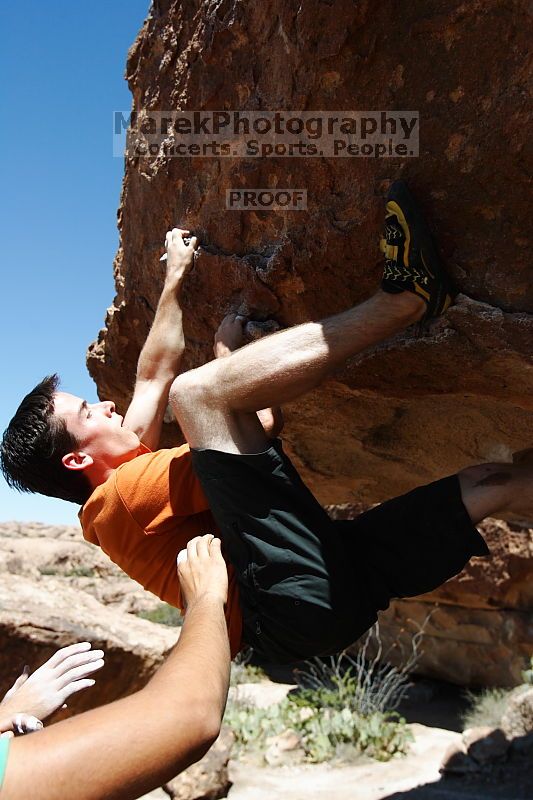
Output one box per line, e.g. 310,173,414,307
293,616,430,717
225,691,413,763
461,687,515,730
64,566,96,578
138,602,183,627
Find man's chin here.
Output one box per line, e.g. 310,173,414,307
129,434,142,454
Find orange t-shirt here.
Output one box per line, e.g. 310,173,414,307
80,443,243,658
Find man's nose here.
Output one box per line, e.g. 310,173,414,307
100,400,115,415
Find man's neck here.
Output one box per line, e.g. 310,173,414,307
86,448,142,490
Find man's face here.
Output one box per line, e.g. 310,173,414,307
53,392,140,471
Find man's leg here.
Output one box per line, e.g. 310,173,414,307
171,289,423,452
458,453,533,524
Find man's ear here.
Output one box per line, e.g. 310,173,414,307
61,452,94,471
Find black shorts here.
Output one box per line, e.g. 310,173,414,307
190,440,489,664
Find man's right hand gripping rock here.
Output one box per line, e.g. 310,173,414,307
164,228,199,287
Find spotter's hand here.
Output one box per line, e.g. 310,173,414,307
0,642,104,723
177,534,228,609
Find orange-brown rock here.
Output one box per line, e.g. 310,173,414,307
423,518,533,610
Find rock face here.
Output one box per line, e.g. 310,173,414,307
350,517,533,687
88,0,532,509
0,574,176,714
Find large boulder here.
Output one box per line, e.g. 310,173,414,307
87,0,532,509
85,0,533,688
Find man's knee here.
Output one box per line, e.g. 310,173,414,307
169,368,252,451
169,365,221,416
170,371,204,415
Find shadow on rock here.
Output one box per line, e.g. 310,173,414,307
381,729,533,800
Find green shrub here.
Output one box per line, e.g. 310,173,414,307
230,662,267,686
138,603,183,627
39,565,96,578
64,566,96,578
225,693,412,763
292,617,429,718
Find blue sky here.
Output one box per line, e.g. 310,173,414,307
0,1,150,524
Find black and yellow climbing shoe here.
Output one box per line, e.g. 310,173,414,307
380,180,455,323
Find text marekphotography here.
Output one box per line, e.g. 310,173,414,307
113,110,419,158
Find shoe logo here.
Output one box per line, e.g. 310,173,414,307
384,262,425,283
384,262,406,280
385,222,403,243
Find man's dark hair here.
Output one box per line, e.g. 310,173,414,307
1,374,92,505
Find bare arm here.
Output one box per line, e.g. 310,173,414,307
123,228,199,450
2,536,230,800
213,313,284,438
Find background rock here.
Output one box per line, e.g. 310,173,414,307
228,682,292,709
0,520,170,615
0,522,177,715
501,687,533,740
0,517,530,795
87,0,532,510
228,723,463,800
439,695,533,797
163,726,234,800
2,516,529,692
463,727,509,764
0,573,176,715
